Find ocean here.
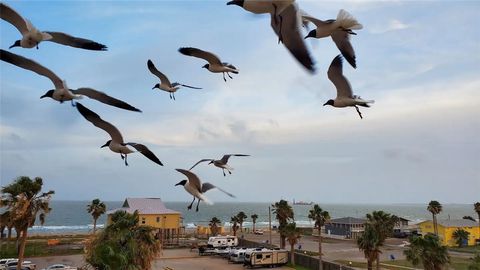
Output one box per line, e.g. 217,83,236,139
24,201,477,235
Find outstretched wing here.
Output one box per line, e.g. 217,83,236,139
202,182,236,198
220,154,250,163
171,82,202,89
0,3,30,35
189,159,214,170
44,32,107,51
126,143,163,166
76,103,124,143
178,47,222,65
327,55,353,98
331,30,356,68
71,88,141,112
176,168,202,192
147,59,171,86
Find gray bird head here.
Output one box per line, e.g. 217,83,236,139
9,40,21,49
152,83,160,89
175,180,187,186
305,29,317,39
40,90,55,99
202,64,209,69
100,140,112,148
226,0,244,7
323,100,334,106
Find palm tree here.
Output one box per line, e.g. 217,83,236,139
357,224,381,270
230,216,240,236
452,229,470,247
87,198,106,233
283,222,301,266
366,211,398,270
209,217,221,236
236,211,247,232
475,202,480,241
85,210,161,270
463,216,476,222
251,214,258,232
308,204,330,270
404,233,449,270
1,176,54,270
272,199,294,248
427,200,442,236
0,211,14,244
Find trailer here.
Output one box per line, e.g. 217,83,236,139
207,235,238,248
229,247,248,263
244,248,288,268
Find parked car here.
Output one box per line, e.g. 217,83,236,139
253,229,264,235
4,260,36,270
0,259,17,269
42,264,77,270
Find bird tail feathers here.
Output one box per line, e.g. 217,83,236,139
336,9,363,30
199,194,213,205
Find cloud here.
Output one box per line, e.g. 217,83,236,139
370,19,410,34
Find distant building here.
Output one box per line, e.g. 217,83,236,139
324,217,366,239
393,217,411,237
418,219,480,246
107,198,182,244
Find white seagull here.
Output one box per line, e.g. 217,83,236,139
175,169,235,212
227,0,315,73
189,154,250,176
76,103,163,166
324,55,374,119
0,2,107,50
303,9,363,68
178,47,239,82
0,49,140,111
147,59,202,100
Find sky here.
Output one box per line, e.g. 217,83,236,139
1,1,479,204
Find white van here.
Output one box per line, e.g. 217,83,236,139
244,248,288,268
207,235,238,248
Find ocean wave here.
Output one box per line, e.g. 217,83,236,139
30,224,104,232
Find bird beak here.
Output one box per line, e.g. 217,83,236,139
226,0,236,5
323,102,328,106
100,143,109,148
40,94,48,99
9,40,21,49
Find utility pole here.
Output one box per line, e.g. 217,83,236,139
268,206,272,246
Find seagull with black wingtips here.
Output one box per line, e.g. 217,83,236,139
76,103,163,166
175,169,235,212
147,59,202,100
189,154,250,176
0,2,107,50
178,47,239,82
0,49,140,111
324,55,374,119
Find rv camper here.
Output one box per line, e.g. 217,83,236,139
229,248,248,263
244,248,288,268
207,235,238,248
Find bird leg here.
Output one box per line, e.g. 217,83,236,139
222,169,227,177
172,93,176,100
188,197,195,210
227,72,233,79
223,72,227,82
228,170,232,175
124,154,129,166
355,105,363,119
70,100,76,107
195,199,201,212
169,93,173,99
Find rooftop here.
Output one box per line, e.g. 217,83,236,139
420,219,478,228
107,198,180,215
329,217,366,224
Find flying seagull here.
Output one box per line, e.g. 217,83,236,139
178,47,239,82
0,49,140,111
175,169,235,212
324,55,374,119
76,103,163,166
0,2,107,50
303,9,362,68
189,154,250,176
227,0,315,73
147,59,202,100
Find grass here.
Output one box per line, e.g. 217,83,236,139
0,236,86,257
286,263,311,270
335,256,476,270
449,245,480,254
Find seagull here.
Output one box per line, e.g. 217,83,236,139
227,0,315,72
147,59,202,100
0,2,107,50
303,9,363,68
0,49,140,111
174,169,235,212
189,154,250,176
324,55,373,119
178,47,239,82
76,103,163,166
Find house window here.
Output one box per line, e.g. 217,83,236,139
157,217,160,222
141,217,146,224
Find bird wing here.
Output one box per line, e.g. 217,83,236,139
202,182,236,198
331,30,356,68
271,3,315,73
75,102,124,143
125,143,163,166
71,88,141,112
171,83,202,90
178,47,222,65
189,159,214,170
0,3,30,34
0,49,63,89
220,154,250,163
176,169,202,193
44,32,107,51
147,59,171,86
327,55,353,98
301,14,329,28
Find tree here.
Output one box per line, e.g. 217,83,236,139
1,176,54,270
283,222,301,266
209,217,221,236
427,200,442,236
236,211,247,232
452,229,470,247
366,211,398,270
85,210,161,270
87,198,106,233
251,214,258,232
404,233,449,270
272,199,294,248
475,202,480,241
463,216,476,222
308,204,330,270
0,211,14,243
357,224,381,270
230,216,239,236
